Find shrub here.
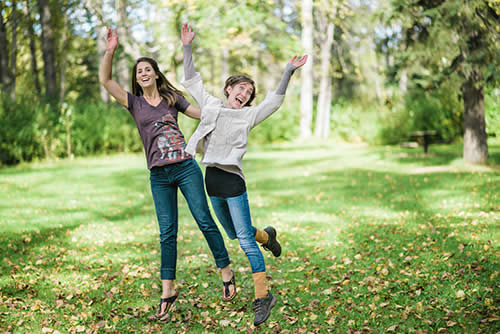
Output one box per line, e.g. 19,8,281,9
485,88,500,138
0,94,143,166
0,94,45,165
70,102,142,155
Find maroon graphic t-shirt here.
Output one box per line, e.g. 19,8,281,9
127,92,192,169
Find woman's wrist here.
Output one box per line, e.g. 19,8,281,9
285,63,297,73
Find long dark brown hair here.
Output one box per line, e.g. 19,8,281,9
131,57,184,106
223,75,256,107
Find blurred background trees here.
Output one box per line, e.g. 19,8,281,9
0,0,498,165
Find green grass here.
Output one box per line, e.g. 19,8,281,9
1,141,499,333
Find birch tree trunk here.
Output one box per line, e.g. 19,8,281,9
300,0,314,138
314,20,334,138
84,0,110,102
38,0,58,101
221,48,229,89
98,26,110,102
114,0,141,92
116,0,130,92
462,68,488,163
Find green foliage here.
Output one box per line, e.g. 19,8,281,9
328,101,380,143
0,95,44,164
249,93,300,144
485,88,500,138
0,93,142,166
69,102,142,155
376,82,464,145
404,83,463,142
374,97,412,145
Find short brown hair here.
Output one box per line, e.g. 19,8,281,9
223,75,256,106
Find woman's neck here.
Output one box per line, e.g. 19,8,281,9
142,86,160,99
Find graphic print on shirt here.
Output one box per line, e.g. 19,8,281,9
155,114,189,161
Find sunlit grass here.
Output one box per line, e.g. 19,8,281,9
0,142,499,333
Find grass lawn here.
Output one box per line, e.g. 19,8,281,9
0,141,499,333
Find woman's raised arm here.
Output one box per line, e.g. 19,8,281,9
99,27,128,108
181,23,197,81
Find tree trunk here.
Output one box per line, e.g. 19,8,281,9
324,79,332,138
84,0,110,102
8,0,17,100
0,0,17,99
314,20,334,138
38,0,58,101
59,13,70,102
0,1,9,93
462,69,488,163
98,26,110,102
300,0,313,138
399,68,407,93
116,0,130,92
221,48,229,89
114,0,141,92
24,0,42,96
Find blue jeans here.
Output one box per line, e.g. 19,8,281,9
150,159,230,280
209,192,265,273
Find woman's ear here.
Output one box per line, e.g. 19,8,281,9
225,85,232,96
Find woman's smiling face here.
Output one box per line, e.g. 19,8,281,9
136,61,158,89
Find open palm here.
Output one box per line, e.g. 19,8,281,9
106,27,118,52
181,23,196,45
289,55,308,68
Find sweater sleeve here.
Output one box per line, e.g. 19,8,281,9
247,64,297,128
275,63,298,95
183,44,196,81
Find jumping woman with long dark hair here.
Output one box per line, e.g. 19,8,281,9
99,27,236,321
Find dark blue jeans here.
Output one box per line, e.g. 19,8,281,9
209,192,266,273
150,159,230,280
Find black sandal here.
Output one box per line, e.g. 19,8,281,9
222,271,237,301
155,291,179,321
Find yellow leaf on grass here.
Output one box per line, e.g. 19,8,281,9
219,319,230,327
387,325,397,331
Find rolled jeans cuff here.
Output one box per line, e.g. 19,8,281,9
215,255,231,269
161,268,176,280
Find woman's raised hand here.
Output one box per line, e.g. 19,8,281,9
106,27,118,52
289,55,308,68
181,23,196,45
